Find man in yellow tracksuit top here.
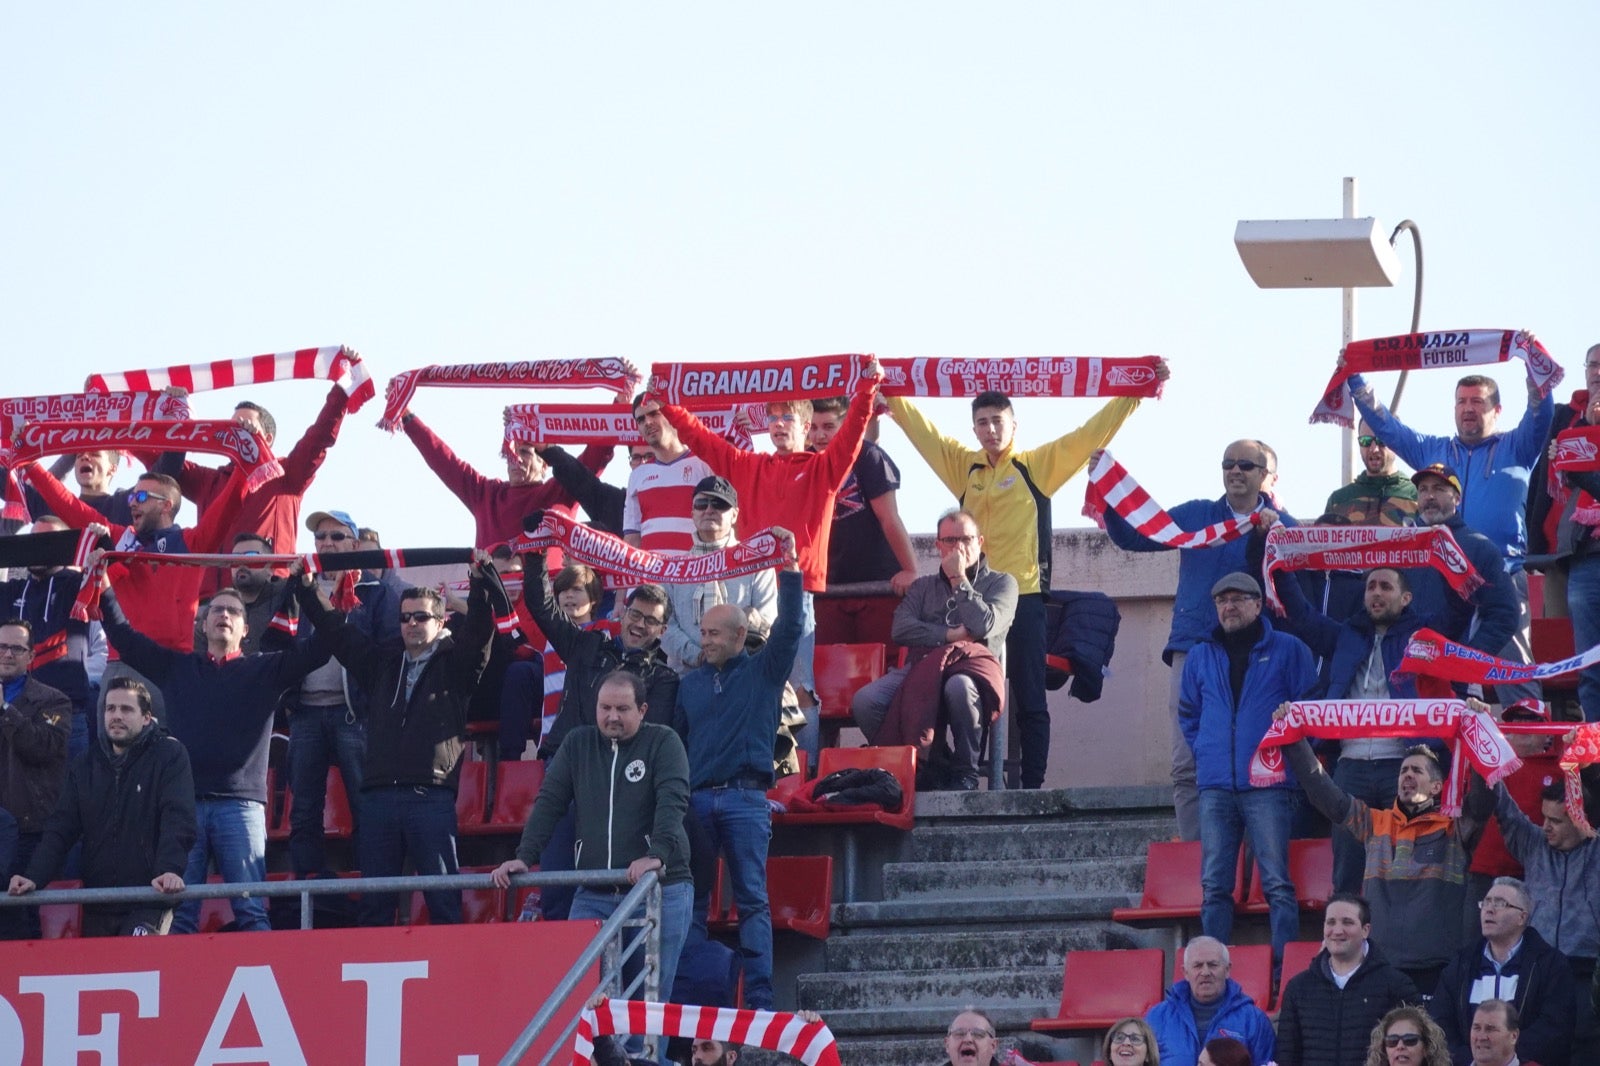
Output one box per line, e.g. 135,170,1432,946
887,359,1167,787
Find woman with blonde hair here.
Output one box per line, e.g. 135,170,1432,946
1103,1016,1160,1066
1364,1006,1450,1066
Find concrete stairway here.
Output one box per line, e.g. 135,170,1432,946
788,785,1177,1065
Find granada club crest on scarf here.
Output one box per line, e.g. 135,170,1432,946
380,359,637,431
1311,330,1563,427
1552,425,1600,526
2,420,281,491
571,1000,841,1066
86,345,374,413
1261,525,1483,613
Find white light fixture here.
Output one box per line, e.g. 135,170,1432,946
1233,217,1402,289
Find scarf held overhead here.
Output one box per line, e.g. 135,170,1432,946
1082,450,1258,546
1261,525,1483,613
380,359,637,431
512,509,788,586
1551,425,1600,527
1251,699,1519,815
87,345,373,414
647,353,877,405
4,421,280,491
1558,723,1600,836
502,402,768,447
878,355,1165,398
571,1000,840,1066
1311,329,1563,427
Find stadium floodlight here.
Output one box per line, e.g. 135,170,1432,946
1232,217,1402,289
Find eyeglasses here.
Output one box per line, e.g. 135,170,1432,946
628,452,653,465
1357,435,1384,448
1110,1032,1147,1046
937,535,977,547
399,611,441,625
1478,897,1526,914
314,531,351,542
1384,1034,1423,1048
946,1028,995,1040
623,608,666,629
0,642,32,656
1214,594,1259,607
127,489,169,504
692,498,732,512
1220,459,1267,472
206,604,244,617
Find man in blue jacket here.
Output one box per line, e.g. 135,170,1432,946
1181,571,1316,962
1104,439,1293,841
673,528,799,1011
1146,936,1276,1066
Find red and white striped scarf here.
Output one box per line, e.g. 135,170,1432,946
1311,329,1563,427
1252,699,1520,816
878,355,1165,398
1559,724,1600,836
1551,425,1600,528
87,345,373,413
380,359,637,431
502,402,766,450
571,1000,840,1066
1261,525,1484,614
5,420,280,491
1083,450,1257,547
511,510,789,586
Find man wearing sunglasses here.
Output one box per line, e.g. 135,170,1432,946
1434,878,1575,1066
291,551,498,926
660,477,776,674
1323,422,1420,528
1102,437,1289,839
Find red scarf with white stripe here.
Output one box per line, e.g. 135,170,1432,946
571,1001,840,1066
1083,451,1258,546
511,510,789,586
380,359,637,430
1551,425,1600,528
1558,724,1600,836
879,355,1165,398
1252,699,1520,815
86,345,373,413
502,402,765,450
1311,329,1562,427
5,421,280,491
1261,525,1484,613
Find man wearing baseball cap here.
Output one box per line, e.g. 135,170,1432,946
660,477,777,675
1407,465,1523,690
1180,571,1316,966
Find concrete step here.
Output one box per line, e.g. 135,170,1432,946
913,783,1174,823
797,963,1061,1014
837,890,1136,930
909,815,1172,864
804,997,1057,1037
882,855,1146,900
823,922,1162,973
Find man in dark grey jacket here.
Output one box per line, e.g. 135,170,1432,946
848,509,1016,790
493,671,691,1049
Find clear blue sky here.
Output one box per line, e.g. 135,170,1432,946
4,4,1596,549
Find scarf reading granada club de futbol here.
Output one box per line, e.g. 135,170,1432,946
1250,699,1519,816
86,345,374,414
510,510,789,587
1260,525,1483,613
1081,450,1258,547
570,1001,841,1066
1310,329,1563,427
379,359,637,431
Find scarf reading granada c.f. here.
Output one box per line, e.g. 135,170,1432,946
1310,329,1562,427
3,420,280,491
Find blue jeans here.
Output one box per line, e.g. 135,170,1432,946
1198,788,1296,959
174,799,270,934
287,705,366,877
1008,593,1049,788
690,787,773,1009
572,878,693,1057
538,801,578,921
1331,757,1403,894
1570,555,1600,723
358,786,460,926
497,659,543,762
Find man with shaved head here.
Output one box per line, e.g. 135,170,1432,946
673,528,800,1013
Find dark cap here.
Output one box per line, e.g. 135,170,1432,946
1411,463,1462,494
1211,572,1262,599
693,476,738,507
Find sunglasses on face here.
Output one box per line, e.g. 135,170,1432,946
1220,459,1266,472
1384,1034,1422,1048
1357,435,1384,448
399,611,441,625
127,489,169,504
692,498,732,512
314,531,351,542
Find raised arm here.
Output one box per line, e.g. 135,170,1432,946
277,382,350,491
400,411,490,513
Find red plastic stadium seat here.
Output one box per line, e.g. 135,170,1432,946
767,855,832,939
456,760,489,832
1110,841,1204,924
408,865,506,926
1275,940,1323,1010
485,759,546,831
813,643,885,747
1031,948,1165,1032
275,767,355,840
198,874,235,933
771,745,916,831
1171,942,1271,1010
39,880,82,939
1242,838,1334,914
